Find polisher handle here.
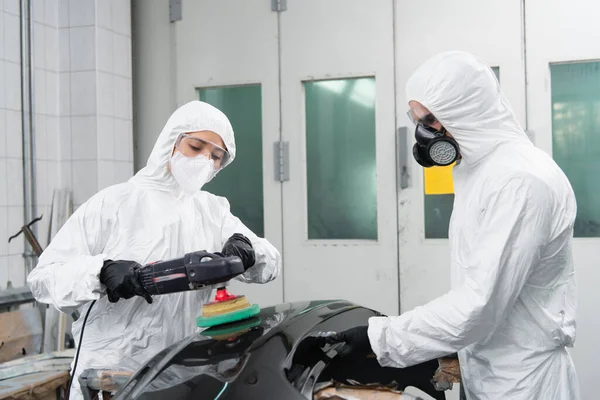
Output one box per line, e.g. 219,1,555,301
138,251,245,296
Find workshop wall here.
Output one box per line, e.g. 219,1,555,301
0,0,135,289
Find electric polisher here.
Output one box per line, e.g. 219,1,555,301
137,250,260,328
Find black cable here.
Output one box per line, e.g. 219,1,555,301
65,299,97,400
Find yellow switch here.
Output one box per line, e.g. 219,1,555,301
424,163,455,195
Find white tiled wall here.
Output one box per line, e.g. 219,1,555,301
1,1,26,285
0,0,134,290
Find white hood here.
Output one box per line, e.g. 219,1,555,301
406,51,531,166
131,100,236,193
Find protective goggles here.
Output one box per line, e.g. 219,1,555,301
174,133,230,170
406,110,438,127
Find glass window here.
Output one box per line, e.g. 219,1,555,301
551,61,600,237
491,66,500,81
198,85,265,237
304,77,378,240
423,67,500,239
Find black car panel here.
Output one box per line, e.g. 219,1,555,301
114,300,445,400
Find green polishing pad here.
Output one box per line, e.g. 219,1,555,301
201,316,262,339
197,304,260,328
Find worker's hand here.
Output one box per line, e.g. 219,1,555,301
100,260,153,304
221,233,256,271
326,326,373,359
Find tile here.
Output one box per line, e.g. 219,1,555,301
59,72,70,116
4,12,21,63
34,114,47,160
7,254,26,287
69,71,96,116
69,26,95,72
45,26,59,72
6,109,23,158
46,161,61,194
60,159,72,188
6,159,24,206
114,161,133,184
5,61,22,111
46,116,60,161
113,118,132,162
46,71,59,116
59,28,70,72
97,0,112,30
58,115,71,161
45,0,59,28
0,259,8,290
7,207,24,253
58,0,69,28
34,23,46,70
34,68,47,115
71,160,98,205
0,110,6,158
70,115,97,160
113,33,131,78
113,75,131,120
33,0,44,23
68,0,95,27
0,61,4,109
112,0,131,37
97,71,114,117
0,12,4,61
98,160,115,189
97,116,114,160
3,0,20,15
43,164,59,207
35,160,49,206
96,27,113,73
0,160,7,206
0,208,7,258
125,80,132,120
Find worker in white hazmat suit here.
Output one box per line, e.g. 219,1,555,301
326,51,579,399
27,100,282,399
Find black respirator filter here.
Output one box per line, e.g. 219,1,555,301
412,123,459,167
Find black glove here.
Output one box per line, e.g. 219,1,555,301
221,233,256,271
100,260,153,304
326,326,373,358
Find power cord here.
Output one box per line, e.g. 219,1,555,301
65,299,97,400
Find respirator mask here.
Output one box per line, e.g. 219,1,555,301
409,111,460,168
170,152,216,194
170,133,229,194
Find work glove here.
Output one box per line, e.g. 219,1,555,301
100,260,153,304
221,233,256,271
325,326,373,359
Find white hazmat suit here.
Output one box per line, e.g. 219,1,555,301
27,101,282,399
367,52,580,399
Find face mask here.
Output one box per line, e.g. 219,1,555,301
170,152,216,194
412,123,460,167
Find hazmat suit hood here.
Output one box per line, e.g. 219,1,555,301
131,100,236,193
406,51,531,166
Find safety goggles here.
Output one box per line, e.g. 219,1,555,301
407,110,438,127
174,133,230,170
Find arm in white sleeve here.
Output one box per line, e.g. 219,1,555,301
218,197,281,284
368,176,551,368
27,192,115,314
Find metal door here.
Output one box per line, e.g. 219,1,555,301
279,0,400,315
